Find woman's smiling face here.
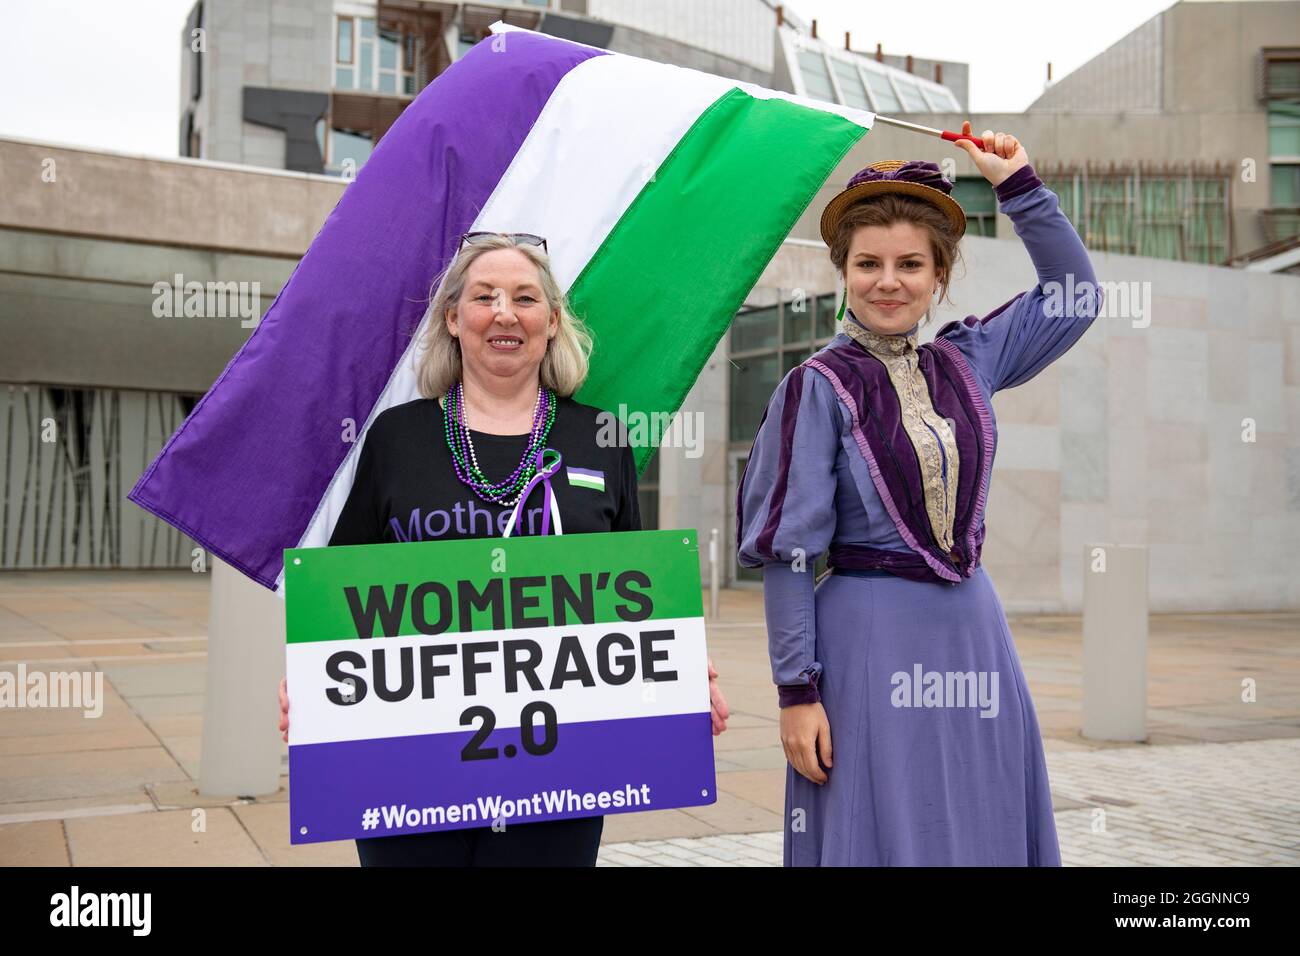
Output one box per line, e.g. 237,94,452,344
446,247,558,381
844,221,941,335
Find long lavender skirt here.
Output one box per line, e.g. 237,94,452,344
784,566,1060,866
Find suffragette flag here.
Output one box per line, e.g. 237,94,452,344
127,22,874,592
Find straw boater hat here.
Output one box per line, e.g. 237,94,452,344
820,160,967,246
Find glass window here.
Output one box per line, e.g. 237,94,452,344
953,177,997,237
782,348,812,375
782,298,812,344
359,41,373,90
337,18,353,64
378,72,396,94
863,69,900,113
919,86,952,111
732,305,779,352
334,66,353,89
458,33,476,59
815,293,840,338
360,17,375,39
403,75,416,95
830,59,870,110
1269,103,1300,157
729,353,780,443
1272,164,1300,206
893,78,928,112
1267,59,1300,98
379,31,399,70
798,50,835,102
329,128,374,175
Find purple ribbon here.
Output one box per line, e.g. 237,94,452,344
513,447,563,536
847,159,954,196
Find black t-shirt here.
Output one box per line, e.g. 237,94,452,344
328,395,641,547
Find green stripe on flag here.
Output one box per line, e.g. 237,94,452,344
569,87,868,474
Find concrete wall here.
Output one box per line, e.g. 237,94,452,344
0,138,343,392
606,19,771,85
196,0,333,167
1030,1,1300,115
1029,10,1164,112
589,0,775,72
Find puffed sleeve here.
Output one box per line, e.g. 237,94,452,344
328,418,387,547
736,365,842,707
938,164,1105,396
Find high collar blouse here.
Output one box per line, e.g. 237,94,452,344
842,309,961,556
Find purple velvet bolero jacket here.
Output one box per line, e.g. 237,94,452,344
735,165,1104,707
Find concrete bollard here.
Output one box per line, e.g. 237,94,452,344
198,556,284,797
1081,543,1148,742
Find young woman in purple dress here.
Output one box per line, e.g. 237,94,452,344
737,122,1104,865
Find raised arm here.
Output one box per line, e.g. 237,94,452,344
944,127,1105,395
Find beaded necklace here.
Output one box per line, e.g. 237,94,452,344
443,380,557,506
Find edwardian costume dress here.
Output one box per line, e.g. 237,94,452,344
736,164,1103,865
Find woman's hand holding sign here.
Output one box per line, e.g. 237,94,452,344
708,657,729,736
278,677,290,743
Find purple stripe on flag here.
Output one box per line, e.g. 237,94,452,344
127,33,606,590
289,712,715,844
567,468,604,479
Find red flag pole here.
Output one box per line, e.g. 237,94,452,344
873,114,989,151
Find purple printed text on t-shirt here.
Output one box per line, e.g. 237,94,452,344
387,499,554,541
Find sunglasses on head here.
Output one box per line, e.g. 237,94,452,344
458,231,548,253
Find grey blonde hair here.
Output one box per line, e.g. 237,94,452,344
416,235,592,399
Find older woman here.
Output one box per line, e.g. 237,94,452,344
736,124,1103,866
280,232,729,866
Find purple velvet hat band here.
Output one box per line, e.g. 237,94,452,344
846,159,954,195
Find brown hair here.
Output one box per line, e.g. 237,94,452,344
828,194,965,324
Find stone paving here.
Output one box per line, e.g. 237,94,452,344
597,738,1300,866
1,569,1297,866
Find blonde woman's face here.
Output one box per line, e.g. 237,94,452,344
844,222,940,336
446,248,558,384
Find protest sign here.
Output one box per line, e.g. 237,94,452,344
285,529,715,844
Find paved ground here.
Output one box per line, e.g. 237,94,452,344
598,738,1300,866
1,569,1297,866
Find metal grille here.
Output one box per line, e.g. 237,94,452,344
0,383,201,570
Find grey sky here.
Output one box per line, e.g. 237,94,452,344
0,0,1177,158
